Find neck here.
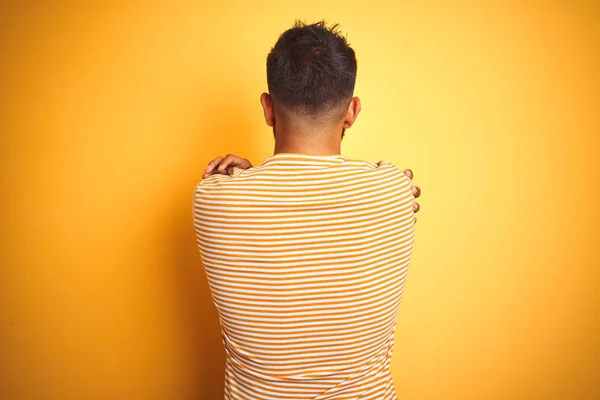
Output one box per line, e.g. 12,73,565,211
272,122,343,156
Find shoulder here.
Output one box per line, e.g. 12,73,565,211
364,159,411,185
193,173,233,198
371,160,413,203
193,166,257,200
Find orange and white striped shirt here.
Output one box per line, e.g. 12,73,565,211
193,153,416,400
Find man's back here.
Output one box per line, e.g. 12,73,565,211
193,152,416,400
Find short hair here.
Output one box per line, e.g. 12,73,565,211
266,20,357,120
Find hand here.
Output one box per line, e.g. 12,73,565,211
202,154,253,178
403,169,421,223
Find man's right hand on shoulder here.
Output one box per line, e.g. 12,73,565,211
202,154,253,179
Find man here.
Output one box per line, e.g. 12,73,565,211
193,20,421,400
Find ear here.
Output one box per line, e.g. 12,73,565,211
260,92,275,127
343,96,361,129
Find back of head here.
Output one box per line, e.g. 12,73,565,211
266,20,357,123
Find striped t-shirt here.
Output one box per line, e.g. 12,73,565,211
193,152,416,400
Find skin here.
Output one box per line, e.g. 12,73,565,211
202,92,422,221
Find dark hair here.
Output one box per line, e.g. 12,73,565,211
266,20,357,119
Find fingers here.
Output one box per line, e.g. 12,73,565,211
412,185,421,198
203,154,254,178
215,154,238,174
413,201,420,213
204,156,224,174
217,154,253,174
203,156,224,178
404,168,421,216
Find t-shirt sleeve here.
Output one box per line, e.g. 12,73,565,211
376,160,415,222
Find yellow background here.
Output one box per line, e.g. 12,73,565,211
1,1,598,399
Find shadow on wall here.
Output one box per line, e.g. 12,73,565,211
167,89,264,398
